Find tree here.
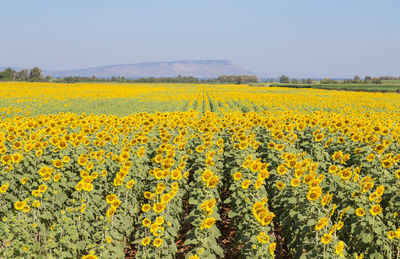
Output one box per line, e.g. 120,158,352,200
269,78,275,83
352,76,361,84
321,78,335,84
292,78,299,84
301,79,307,84
279,75,290,83
0,68,16,81
372,78,382,84
306,78,313,84
343,79,353,84
29,67,43,81
16,69,29,81
216,75,258,84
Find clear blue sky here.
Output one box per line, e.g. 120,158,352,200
1,0,399,78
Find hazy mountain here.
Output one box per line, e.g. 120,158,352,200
43,60,254,78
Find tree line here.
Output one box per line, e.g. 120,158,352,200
276,75,398,85
0,67,259,84
2,67,398,85
0,67,51,82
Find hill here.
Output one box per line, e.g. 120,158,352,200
43,60,254,79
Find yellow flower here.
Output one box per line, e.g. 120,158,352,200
153,237,163,247
153,203,165,213
257,232,270,244
321,193,333,207
106,194,118,204
106,207,116,217
370,204,382,216
14,201,26,210
126,179,135,189
32,200,40,208
315,218,328,231
387,231,397,239
143,218,151,227
277,164,287,175
335,241,345,255
81,203,86,213
53,159,63,168
38,184,47,193
233,172,242,181
291,178,300,187
62,156,70,163
269,242,276,257
321,234,332,244
200,217,216,230
21,177,28,184
53,174,61,182
366,153,375,162
336,220,344,230
395,169,400,179
276,181,285,190
155,216,164,225
307,187,322,201
0,183,9,193
23,205,31,213
141,237,151,246
144,191,154,199
241,179,251,189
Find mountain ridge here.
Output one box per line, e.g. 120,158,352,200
40,60,255,79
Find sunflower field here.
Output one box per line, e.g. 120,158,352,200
0,82,399,259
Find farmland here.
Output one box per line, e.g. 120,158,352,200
269,83,400,93
0,82,400,258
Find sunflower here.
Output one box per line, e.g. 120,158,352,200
0,183,9,193
142,204,151,212
307,187,322,201
153,237,163,247
276,181,285,191
315,218,328,231
233,172,242,181
38,184,47,193
321,234,332,244
257,232,270,244
241,179,251,189
14,201,26,210
355,208,365,217
53,159,63,168
370,204,382,216
142,218,151,227
335,241,345,255
153,203,165,213
200,217,216,230
126,180,135,189
277,164,287,175
269,242,276,257
290,178,300,187
141,237,151,246
106,207,116,218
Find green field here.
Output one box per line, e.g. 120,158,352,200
270,83,400,93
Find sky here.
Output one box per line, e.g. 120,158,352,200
0,0,399,78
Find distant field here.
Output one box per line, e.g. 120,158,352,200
270,83,400,92
382,79,400,84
